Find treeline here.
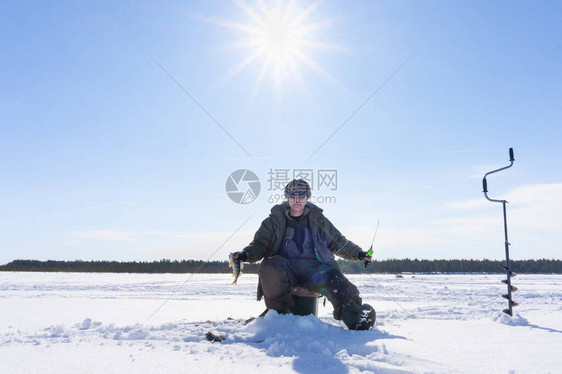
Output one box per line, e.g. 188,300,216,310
0,259,258,274
338,258,562,274
0,258,560,274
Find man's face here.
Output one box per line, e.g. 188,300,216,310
288,194,308,215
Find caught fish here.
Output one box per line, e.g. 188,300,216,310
228,253,244,285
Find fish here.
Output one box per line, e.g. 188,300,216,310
228,253,244,285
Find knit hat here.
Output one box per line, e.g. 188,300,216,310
284,179,311,198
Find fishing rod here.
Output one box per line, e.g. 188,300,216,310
361,220,415,318
482,148,518,316
364,219,379,268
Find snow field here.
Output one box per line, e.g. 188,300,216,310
0,272,560,373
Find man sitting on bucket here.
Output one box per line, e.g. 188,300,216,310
230,179,376,330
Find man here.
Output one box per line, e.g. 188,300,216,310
231,179,376,330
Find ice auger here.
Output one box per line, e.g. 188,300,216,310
482,148,518,316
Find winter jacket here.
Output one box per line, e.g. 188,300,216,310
242,202,363,264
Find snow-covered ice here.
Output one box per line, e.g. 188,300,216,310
0,272,560,373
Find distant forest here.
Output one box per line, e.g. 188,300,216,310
1,258,560,274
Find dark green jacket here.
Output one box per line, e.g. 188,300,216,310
243,202,363,264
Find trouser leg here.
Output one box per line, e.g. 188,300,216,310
307,267,372,328
258,256,297,314
302,265,361,311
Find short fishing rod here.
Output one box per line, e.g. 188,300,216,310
361,220,414,318
364,219,379,268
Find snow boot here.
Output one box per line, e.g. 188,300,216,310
354,304,376,330
334,300,376,330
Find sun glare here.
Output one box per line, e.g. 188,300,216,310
209,0,341,99
257,7,302,70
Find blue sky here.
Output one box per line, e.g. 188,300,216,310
1,0,561,264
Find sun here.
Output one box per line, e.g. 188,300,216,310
252,4,305,72
209,0,342,99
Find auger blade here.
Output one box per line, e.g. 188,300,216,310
501,280,517,291
502,266,517,277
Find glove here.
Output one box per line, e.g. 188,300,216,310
358,251,372,262
231,251,247,262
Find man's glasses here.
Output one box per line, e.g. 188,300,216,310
287,194,308,203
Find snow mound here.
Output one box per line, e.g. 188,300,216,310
494,312,530,326
1,313,406,362
79,318,92,330
237,311,398,358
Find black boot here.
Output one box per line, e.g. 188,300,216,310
334,300,376,330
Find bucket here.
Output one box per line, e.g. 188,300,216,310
290,286,318,316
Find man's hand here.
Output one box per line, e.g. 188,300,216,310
230,251,247,262
358,250,372,268
358,251,372,262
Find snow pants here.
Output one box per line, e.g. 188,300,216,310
258,255,361,314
